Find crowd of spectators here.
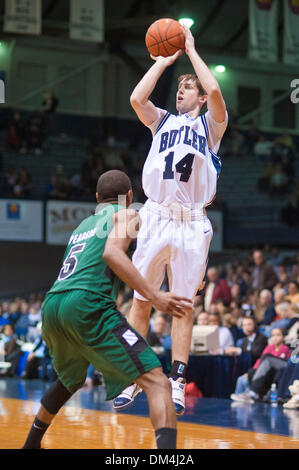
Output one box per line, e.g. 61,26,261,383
1,247,299,403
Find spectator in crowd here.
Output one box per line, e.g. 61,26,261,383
208,312,234,355
204,267,232,312
14,301,30,339
22,323,45,379
232,328,291,403
195,312,209,326
146,314,171,352
249,250,278,292
286,282,299,305
42,92,59,115
284,304,299,347
20,111,47,155
0,304,10,329
225,316,268,365
253,134,273,162
261,302,292,339
5,109,25,152
27,305,42,342
255,289,276,326
269,164,288,196
0,324,21,377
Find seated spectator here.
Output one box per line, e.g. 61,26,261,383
196,311,209,326
255,289,276,326
146,314,171,352
204,267,232,312
269,164,288,195
249,249,278,292
14,301,30,339
5,109,25,152
0,303,10,329
253,134,273,162
225,316,268,364
283,304,299,347
232,328,291,403
222,313,244,344
0,324,21,377
42,92,59,115
21,323,46,379
260,301,292,338
208,312,234,355
27,305,42,342
286,281,299,305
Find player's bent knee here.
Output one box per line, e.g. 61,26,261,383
137,368,171,395
41,379,74,415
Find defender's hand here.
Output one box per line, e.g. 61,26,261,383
151,291,194,318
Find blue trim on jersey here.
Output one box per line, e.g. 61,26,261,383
210,150,222,177
203,114,209,140
155,112,171,134
201,114,209,141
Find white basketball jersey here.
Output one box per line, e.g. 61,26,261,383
142,110,223,210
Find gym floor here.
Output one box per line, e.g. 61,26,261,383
0,378,298,449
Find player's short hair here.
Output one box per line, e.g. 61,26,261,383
178,74,207,96
96,170,132,202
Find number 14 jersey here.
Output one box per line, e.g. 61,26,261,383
143,109,228,210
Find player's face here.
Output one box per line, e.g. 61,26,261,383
176,79,202,114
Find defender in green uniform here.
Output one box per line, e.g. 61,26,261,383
22,170,192,450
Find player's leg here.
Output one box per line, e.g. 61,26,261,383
127,297,152,337
113,209,169,410
22,379,76,449
135,367,177,449
22,291,90,449
168,217,212,415
113,297,152,409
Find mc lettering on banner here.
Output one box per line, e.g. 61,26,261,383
0,200,43,242
283,0,299,65
70,0,104,42
248,0,278,63
46,201,96,245
4,0,42,35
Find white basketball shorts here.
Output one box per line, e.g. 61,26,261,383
132,200,213,301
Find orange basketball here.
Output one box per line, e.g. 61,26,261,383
145,18,185,57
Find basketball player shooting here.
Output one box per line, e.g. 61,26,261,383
113,25,228,416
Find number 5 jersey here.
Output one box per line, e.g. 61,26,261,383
48,204,122,305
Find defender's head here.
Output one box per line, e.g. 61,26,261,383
96,170,133,207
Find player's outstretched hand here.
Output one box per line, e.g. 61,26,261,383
181,24,195,55
150,49,183,67
152,291,194,318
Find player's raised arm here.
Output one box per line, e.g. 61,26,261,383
130,50,183,127
182,25,226,124
102,208,193,317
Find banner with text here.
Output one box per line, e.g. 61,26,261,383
0,200,43,242
70,0,104,42
206,210,223,252
46,201,96,245
4,0,42,35
248,0,278,63
283,0,299,65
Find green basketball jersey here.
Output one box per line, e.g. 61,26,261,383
48,203,124,304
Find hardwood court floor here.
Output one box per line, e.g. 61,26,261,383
0,379,299,449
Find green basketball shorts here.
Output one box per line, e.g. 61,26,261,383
41,290,161,400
